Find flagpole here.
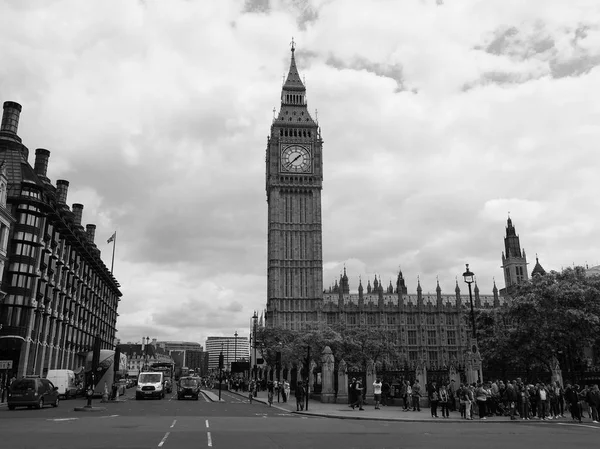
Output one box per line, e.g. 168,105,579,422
111,232,117,274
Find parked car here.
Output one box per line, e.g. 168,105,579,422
45,369,78,399
8,377,60,410
177,376,200,400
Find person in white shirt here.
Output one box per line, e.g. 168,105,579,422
373,378,383,410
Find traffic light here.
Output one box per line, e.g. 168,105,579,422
218,352,224,369
275,351,281,366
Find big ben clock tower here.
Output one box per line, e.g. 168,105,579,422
265,42,323,329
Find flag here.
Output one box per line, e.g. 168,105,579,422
107,232,116,244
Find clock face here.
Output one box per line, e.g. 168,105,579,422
281,145,312,173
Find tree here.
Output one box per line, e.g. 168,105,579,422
480,267,600,378
256,324,401,372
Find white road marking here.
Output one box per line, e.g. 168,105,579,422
205,419,209,428
207,431,212,447
158,432,170,447
48,418,79,421
170,419,177,428
100,415,119,419
557,423,599,430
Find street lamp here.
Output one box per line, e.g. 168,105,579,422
462,264,477,352
144,336,150,370
252,311,258,381
234,331,238,366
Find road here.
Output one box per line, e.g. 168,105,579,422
0,388,598,448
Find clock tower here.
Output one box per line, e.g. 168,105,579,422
265,43,323,329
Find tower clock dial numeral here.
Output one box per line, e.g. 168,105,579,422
281,145,312,173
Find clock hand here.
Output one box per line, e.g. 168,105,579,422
290,154,302,164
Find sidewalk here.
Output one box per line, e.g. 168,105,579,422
221,389,597,425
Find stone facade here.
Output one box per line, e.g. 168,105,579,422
265,44,324,330
262,48,535,371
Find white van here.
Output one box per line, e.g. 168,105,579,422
45,369,78,399
136,372,164,400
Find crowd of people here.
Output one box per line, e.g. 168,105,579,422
215,372,600,424
349,376,600,423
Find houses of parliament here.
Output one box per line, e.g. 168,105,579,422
264,44,545,368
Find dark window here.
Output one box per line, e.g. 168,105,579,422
11,379,35,391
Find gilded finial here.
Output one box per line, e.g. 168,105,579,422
290,37,295,52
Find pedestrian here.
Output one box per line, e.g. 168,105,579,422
295,381,305,411
457,384,466,418
462,384,474,420
537,383,549,420
402,380,410,411
554,381,565,418
350,379,364,410
475,382,487,419
267,380,274,406
282,380,290,403
586,384,600,423
506,382,518,420
348,378,357,409
439,384,450,418
429,381,439,418
565,383,581,422
373,377,382,410
381,379,390,406
411,379,422,411
448,379,457,412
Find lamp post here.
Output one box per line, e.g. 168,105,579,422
462,264,477,352
144,336,150,371
252,311,258,382
234,331,238,366
305,345,310,411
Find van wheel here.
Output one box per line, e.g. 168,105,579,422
52,397,59,408
36,398,44,409
8,405,15,410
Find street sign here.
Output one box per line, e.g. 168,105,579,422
0,360,13,370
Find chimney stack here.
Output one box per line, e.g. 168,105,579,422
1,101,22,134
56,180,69,204
34,148,51,178
72,204,84,226
86,224,96,244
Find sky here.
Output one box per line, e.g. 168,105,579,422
1,0,599,349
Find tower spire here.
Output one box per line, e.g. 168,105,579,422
282,39,305,93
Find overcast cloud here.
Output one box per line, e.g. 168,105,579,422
1,0,599,347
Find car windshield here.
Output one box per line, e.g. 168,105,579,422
11,379,35,391
139,374,162,383
180,379,198,387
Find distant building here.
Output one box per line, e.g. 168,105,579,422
156,340,203,352
586,265,600,277
120,339,173,376
205,336,249,372
500,217,530,293
186,350,209,377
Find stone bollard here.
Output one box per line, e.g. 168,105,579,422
320,346,335,403
365,359,375,404
336,359,348,404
